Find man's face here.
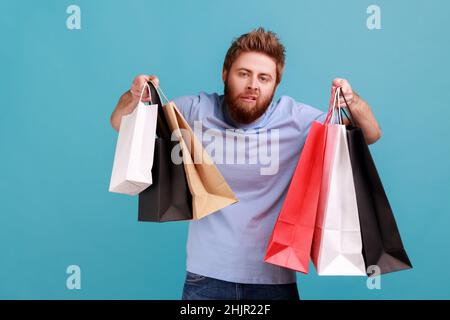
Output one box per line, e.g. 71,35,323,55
223,51,278,124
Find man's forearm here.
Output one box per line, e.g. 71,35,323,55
110,90,138,132
347,92,382,144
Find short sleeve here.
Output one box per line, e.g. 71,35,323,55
315,111,328,124
293,102,327,136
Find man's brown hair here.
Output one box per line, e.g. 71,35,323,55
223,27,286,85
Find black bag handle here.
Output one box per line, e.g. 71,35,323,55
147,81,171,139
337,87,355,126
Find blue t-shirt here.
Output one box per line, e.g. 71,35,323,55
173,92,326,284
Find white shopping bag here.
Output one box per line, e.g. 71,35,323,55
109,83,158,195
311,88,366,276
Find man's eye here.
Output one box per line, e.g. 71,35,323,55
260,77,269,82
239,72,248,77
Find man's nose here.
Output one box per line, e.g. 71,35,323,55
247,76,259,91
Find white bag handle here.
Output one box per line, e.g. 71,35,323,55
330,87,341,124
138,83,152,103
330,87,353,125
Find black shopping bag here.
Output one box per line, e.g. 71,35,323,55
346,125,412,274
138,81,193,222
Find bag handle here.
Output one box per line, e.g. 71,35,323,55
147,80,172,139
337,87,355,126
137,81,168,105
138,82,151,103
330,87,341,124
324,86,354,125
324,86,338,125
155,84,171,106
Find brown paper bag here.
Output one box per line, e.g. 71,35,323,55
163,101,238,220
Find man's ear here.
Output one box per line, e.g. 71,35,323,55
222,68,227,83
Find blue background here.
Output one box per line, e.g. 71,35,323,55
1,0,448,299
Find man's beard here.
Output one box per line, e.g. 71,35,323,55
224,79,275,125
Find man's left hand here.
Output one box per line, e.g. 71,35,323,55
332,78,359,107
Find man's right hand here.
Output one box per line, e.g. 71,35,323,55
129,74,160,102
110,74,159,132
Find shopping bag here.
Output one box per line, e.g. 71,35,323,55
138,81,193,222
162,101,238,220
264,91,334,273
311,88,366,276
109,83,158,195
346,125,412,275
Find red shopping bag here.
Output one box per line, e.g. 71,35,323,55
264,88,336,273
264,122,327,273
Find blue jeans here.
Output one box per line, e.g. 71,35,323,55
181,272,300,300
